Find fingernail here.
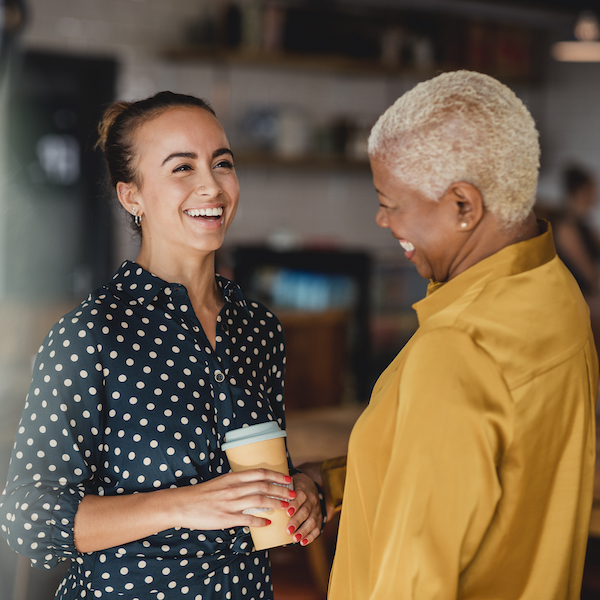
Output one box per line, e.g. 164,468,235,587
294,533,302,542
287,507,295,517
288,491,297,499
301,539,308,546
287,525,296,535
284,475,292,483
265,520,272,525
281,500,289,508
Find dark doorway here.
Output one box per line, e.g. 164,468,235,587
5,50,118,300
0,50,117,600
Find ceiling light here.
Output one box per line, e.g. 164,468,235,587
552,11,600,62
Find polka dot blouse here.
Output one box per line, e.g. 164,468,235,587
0,260,289,599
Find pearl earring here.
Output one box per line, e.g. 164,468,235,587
460,222,468,229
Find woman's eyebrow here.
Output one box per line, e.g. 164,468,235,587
161,149,234,166
161,151,197,166
375,186,389,199
213,148,234,160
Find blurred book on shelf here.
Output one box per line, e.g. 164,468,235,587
173,1,540,82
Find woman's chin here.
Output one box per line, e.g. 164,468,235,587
411,260,433,281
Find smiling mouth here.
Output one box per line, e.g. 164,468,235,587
184,207,224,220
399,239,415,252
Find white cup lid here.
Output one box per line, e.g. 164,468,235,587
221,421,286,451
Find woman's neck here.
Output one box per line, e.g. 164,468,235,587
135,247,221,309
446,211,540,282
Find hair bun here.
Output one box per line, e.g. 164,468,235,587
96,102,132,151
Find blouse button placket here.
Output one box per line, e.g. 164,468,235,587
167,285,235,438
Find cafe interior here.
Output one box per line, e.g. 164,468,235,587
1,0,600,598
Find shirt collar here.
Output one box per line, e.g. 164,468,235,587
216,274,250,312
413,219,556,325
107,260,250,314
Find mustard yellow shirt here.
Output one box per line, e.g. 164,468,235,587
328,224,598,600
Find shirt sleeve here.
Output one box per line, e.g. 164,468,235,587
367,327,514,600
0,313,104,569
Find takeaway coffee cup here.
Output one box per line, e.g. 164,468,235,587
222,422,294,550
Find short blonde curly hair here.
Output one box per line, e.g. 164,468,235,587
368,70,540,228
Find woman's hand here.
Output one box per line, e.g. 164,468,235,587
284,472,323,546
171,469,295,531
298,460,340,524
75,469,294,553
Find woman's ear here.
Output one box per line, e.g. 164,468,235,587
116,181,141,218
447,181,484,232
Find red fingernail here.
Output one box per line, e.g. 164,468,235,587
288,491,297,499
284,475,292,483
265,520,272,525
287,525,296,535
294,533,302,542
282,500,289,508
301,539,308,546
287,507,295,517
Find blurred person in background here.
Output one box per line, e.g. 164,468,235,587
312,70,597,600
553,164,600,296
0,91,324,600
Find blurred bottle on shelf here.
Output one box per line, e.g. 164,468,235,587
275,107,310,158
239,0,263,51
262,0,285,52
380,26,404,68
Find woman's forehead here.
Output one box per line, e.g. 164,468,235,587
134,107,228,160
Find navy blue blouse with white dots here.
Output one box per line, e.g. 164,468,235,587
0,260,289,600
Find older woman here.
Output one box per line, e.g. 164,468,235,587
0,91,324,600
325,71,598,599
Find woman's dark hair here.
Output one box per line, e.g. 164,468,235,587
97,90,216,187
96,91,216,231
563,164,594,196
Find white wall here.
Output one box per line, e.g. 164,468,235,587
20,0,209,99
16,0,419,265
16,0,600,258
158,61,409,253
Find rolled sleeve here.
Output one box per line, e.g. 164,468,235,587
0,316,103,568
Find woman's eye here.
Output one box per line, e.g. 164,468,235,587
173,164,192,173
215,160,234,170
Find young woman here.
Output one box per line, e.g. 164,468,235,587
0,91,324,600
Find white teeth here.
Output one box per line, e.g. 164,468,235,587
399,240,415,252
186,207,224,217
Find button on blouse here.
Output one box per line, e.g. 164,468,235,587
0,261,288,600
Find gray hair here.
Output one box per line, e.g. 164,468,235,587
368,70,540,228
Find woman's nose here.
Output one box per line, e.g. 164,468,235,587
375,207,388,228
195,173,222,197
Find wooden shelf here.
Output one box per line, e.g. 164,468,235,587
233,150,371,172
163,46,437,78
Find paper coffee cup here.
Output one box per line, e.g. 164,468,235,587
222,422,294,550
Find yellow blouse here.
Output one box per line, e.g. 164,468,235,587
328,223,598,600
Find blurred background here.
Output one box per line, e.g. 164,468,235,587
2,0,600,598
